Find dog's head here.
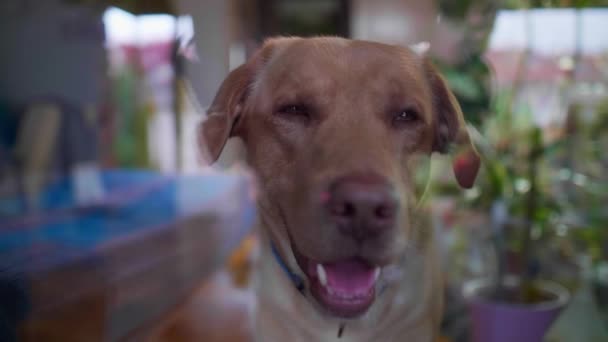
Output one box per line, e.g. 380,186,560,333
200,37,479,318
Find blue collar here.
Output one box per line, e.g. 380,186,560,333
271,243,305,293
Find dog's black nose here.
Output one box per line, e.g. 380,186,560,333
325,173,397,241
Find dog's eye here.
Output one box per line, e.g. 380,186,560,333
392,108,420,126
278,104,308,115
277,104,310,117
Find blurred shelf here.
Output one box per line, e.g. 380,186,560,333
0,170,256,341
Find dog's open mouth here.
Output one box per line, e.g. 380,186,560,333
298,254,381,318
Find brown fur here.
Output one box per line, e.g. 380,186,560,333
160,36,479,341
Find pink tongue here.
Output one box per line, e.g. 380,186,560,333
323,259,376,293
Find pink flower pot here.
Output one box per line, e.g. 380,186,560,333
464,277,569,342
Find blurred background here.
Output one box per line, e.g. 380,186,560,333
0,0,607,341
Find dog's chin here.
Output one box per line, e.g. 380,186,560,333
292,248,382,318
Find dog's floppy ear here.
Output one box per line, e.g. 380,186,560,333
199,38,293,164
425,59,480,189
198,61,254,164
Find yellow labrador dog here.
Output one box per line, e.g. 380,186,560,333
200,36,479,341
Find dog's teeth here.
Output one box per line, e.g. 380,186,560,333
373,267,381,282
317,264,328,287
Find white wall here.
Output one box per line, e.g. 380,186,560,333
490,9,608,55
173,0,233,108
350,0,436,45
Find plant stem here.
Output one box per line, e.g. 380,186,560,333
491,200,508,299
520,128,541,302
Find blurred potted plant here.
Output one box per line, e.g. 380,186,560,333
457,90,572,342
432,1,608,340
556,98,608,311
